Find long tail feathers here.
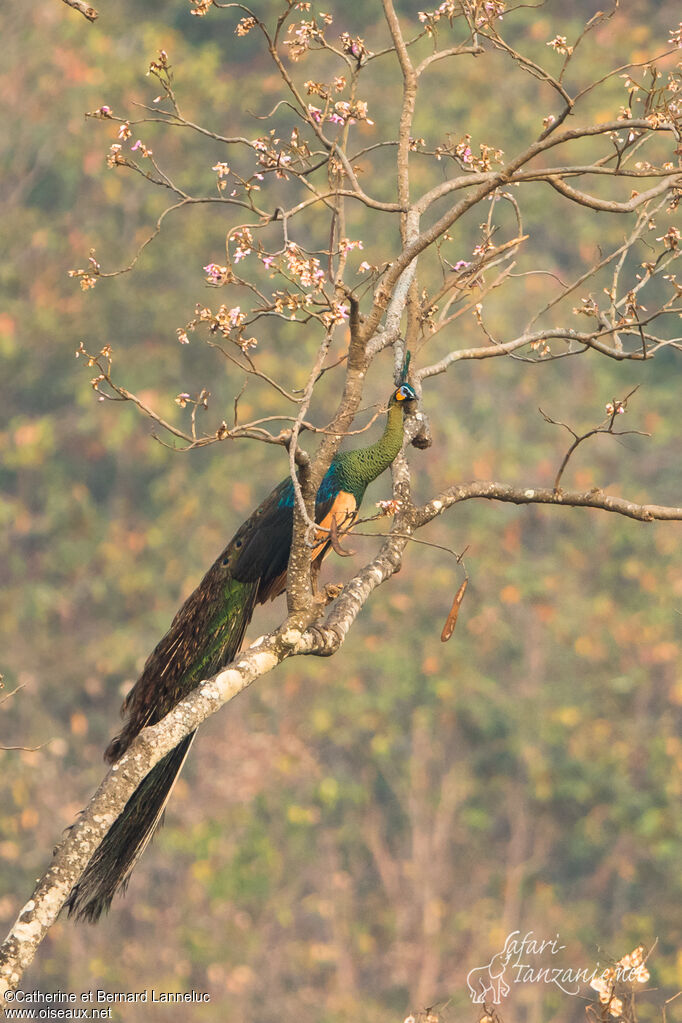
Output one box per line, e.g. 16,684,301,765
65,732,196,923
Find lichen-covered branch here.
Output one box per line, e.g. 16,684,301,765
416,482,682,527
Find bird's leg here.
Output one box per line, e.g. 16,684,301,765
311,555,344,609
311,557,322,597
329,512,355,557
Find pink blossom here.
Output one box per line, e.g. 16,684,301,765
203,263,229,283
340,238,364,253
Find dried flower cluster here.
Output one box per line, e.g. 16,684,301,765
188,0,212,16
179,303,257,353
589,945,650,1019
419,0,505,32
547,35,573,56
68,253,101,291
284,242,326,291
235,16,257,36
283,16,331,62
339,32,371,62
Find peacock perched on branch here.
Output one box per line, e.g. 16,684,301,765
66,380,418,922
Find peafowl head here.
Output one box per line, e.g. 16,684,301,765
389,382,418,411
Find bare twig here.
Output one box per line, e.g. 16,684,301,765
0,685,24,708
539,387,648,490
60,0,97,22
0,742,51,753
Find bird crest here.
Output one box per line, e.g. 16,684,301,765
399,348,411,386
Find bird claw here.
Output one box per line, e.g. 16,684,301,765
329,512,355,557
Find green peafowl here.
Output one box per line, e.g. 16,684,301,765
65,381,417,922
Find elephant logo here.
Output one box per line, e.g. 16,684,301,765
466,950,511,1004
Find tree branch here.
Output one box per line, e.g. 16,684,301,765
546,173,682,214
416,482,682,527
60,0,97,21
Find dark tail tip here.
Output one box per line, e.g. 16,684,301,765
64,882,118,924
66,734,195,923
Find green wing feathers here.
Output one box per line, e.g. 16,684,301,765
105,571,260,763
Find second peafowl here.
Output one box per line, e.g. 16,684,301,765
65,381,417,921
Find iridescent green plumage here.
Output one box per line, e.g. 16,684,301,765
66,383,417,922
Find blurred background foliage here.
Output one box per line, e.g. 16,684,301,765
1,1,682,1021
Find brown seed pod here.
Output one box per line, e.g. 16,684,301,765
440,578,468,642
